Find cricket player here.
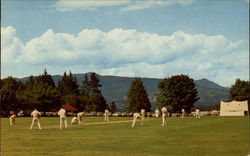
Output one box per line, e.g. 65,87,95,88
9,114,16,126
161,107,168,126
58,108,67,130
181,108,185,118
131,113,143,127
30,109,42,130
104,109,110,122
71,116,78,125
155,109,160,118
77,112,85,124
195,108,200,118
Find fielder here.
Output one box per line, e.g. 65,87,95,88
71,116,78,125
104,109,110,122
195,108,200,118
155,109,160,118
58,108,67,130
30,109,42,130
9,114,16,126
131,113,143,127
181,108,185,118
77,112,85,124
161,107,168,126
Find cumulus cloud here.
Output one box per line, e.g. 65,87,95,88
1,26,248,86
54,0,197,12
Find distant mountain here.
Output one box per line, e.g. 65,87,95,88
18,74,229,111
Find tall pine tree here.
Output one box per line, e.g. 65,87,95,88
127,78,151,112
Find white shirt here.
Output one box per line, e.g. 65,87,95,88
141,109,145,115
77,112,84,117
196,109,200,114
155,109,160,114
133,113,140,118
31,110,41,119
182,109,185,113
58,108,66,118
104,109,109,115
10,114,16,119
162,107,167,113
71,117,78,122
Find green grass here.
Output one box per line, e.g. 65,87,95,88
1,116,249,156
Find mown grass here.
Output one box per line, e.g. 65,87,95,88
1,116,249,156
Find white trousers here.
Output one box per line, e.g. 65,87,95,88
182,112,185,118
131,116,143,127
162,114,167,126
104,115,109,122
9,118,15,125
77,116,82,124
60,117,67,130
30,118,42,130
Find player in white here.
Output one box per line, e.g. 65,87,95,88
181,108,185,118
9,114,16,126
71,116,78,125
155,109,160,118
77,112,85,124
131,113,142,127
104,109,110,122
30,109,42,130
195,108,200,118
58,108,67,130
161,107,168,126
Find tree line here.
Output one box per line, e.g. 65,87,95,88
0,70,108,116
1,70,249,116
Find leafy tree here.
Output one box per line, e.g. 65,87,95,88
88,93,107,112
0,77,22,115
156,75,199,113
229,79,250,101
19,72,61,112
127,78,151,112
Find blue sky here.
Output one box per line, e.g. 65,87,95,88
1,0,249,87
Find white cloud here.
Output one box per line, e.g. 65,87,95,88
54,0,197,12
1,26,248,86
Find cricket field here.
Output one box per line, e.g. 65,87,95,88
1,116,249,156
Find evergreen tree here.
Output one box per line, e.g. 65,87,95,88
84,72,107,111
110,100,117,113
156,75,199,113
229,79,250,101
58,71,79,96
37,69,55,87
127,78,151,112
90,73,102,95
57,71,80,108
81,73,91,96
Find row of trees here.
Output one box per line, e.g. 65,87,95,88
1,70,249,116
0,70,109,116
126,75,199,113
